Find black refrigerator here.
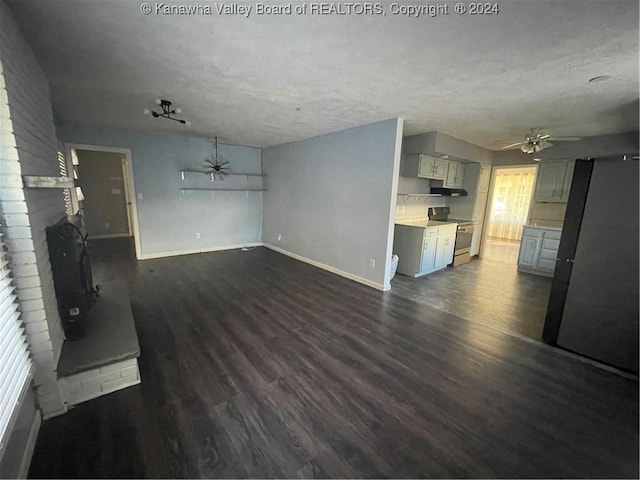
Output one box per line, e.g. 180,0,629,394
542,154,639,374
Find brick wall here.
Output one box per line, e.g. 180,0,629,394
0,0,67,418
59,358,141,407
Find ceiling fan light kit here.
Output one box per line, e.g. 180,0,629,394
143,98,190,125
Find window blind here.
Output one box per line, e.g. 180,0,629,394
0,231,33,454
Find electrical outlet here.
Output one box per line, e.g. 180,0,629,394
369,258,376,268
137,192,143,200
277,233,282,241
105,221,110,229
195,232,200,239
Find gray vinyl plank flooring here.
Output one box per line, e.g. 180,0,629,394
28,239,638,479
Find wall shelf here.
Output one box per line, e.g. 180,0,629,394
180,187,267,192
179,168,267,193
397,193,442,199
180,169,265,180
23,175,74,188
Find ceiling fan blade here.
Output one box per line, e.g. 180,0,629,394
502,141,526,149
546,136,582,141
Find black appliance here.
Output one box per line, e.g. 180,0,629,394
542,155,639,373
46,214,96,339
428,207,474,266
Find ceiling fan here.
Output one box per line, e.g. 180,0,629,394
502,128,582,154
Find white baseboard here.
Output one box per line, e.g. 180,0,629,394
89,233,131,240
263,244,387,291
17,410,41,479
138,242,263,260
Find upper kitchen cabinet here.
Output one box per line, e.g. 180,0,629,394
403,154,448,180
533,160,575,203
444,161,465,188
477,164,491,193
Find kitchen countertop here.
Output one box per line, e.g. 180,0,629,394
524,224,563,231
395,219,455,228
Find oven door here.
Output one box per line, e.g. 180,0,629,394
454,224,474,254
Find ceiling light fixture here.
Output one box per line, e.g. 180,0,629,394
143,98,190,125
205,137,230,180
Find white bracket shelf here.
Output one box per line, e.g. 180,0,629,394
180,169,265,181
180,187,267,192
397,193,443,203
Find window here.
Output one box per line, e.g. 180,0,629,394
487,168,536,241
0,230,33,455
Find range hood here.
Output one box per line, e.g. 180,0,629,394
430,187,468,197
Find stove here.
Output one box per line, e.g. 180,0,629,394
428,207,474,266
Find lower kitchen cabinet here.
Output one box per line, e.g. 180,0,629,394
394,223,457,277
517,225,562,277
470,222,483,256
434,233,456,270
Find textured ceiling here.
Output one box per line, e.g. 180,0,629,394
7,0,639,149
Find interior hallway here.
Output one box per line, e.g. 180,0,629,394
28,239,638,478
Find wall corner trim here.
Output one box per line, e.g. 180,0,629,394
263,244,386,291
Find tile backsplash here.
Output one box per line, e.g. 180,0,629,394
529,201,567,227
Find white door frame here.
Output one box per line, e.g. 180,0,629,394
478,164,538,259
64,143,142,260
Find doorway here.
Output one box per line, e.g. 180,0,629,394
482,166,537,264
65,144,141,259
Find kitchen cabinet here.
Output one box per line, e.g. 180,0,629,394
444,161,465,188
393,222,457,277
448,162,491,257
473,190,488,223
434,232,456,270
421,235,437,273
560,160,575,202
403,154,448,180
477,164,491,193
517,225,562,277
470,221,483,256
533,160,575,203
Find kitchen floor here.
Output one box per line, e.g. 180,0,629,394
390,251,552,340
482,237,521,264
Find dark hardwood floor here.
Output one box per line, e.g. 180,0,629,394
28,239,639,478
391,250,552,340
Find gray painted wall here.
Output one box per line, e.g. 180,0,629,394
263,119,402,290
492,149,537,166
530,131,639,161
76,150,130,238
403,131,493,164
56,123,263,257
